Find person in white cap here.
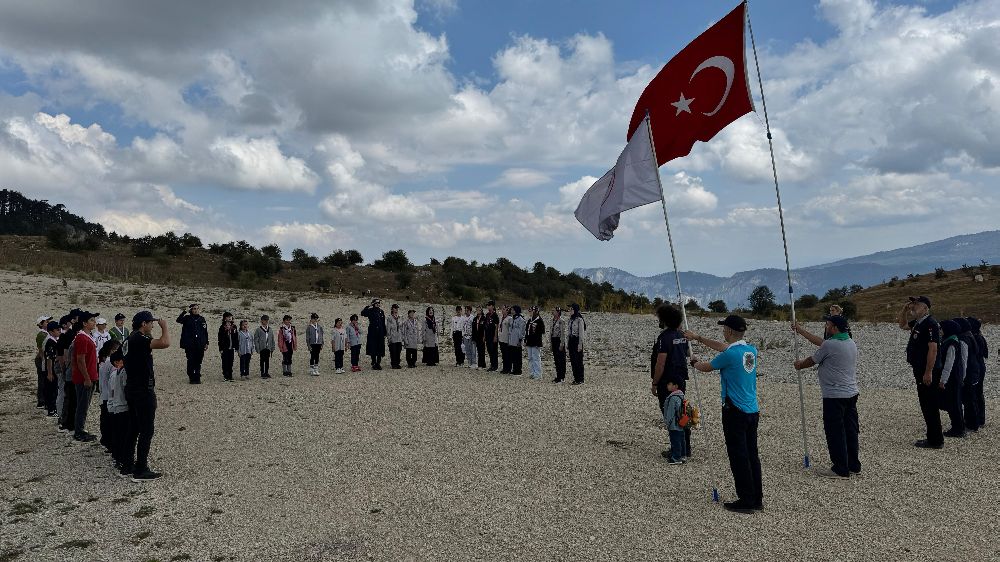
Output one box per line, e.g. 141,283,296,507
92,318,112,351
35,315,52,409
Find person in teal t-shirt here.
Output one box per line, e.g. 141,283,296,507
686,314,762,514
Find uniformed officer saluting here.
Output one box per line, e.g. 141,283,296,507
897,296,943,449
177,304,209,384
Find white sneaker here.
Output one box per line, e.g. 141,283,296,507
336,368,344,374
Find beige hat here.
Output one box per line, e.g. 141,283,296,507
36,315,52,324
96,317,108,325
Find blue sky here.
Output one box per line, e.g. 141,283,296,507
0,0,997,277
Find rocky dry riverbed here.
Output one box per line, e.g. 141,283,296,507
1,270,998,561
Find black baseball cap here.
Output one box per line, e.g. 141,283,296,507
79,311,100,321
59,315,72,325
822,314,850,332
132,311,158,328
114,313,126,321
718,314,747,332
909,296,932,307
310,312,319,319
109,350,125,363
46,321,61,331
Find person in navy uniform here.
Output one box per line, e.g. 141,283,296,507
177,304,209,384
897,296,943,449
360,298,387,370
651,304,690,459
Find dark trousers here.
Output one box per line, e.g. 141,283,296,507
476,340,486,368
452,331,465,365
239,353,251,377
126,391,156,473
43,373,58,413
486,339,498,370
99,401,110,448
405,348,418,367
334,350,345,369
941,376,964,433
389,342,403,368
309,344,322,367
221,349,235,380
35,357,44,406
74,382,93,437
963,381,981,431
259,349,271,377
510,345,523,375
500,342,510,373
552,338,566,380
721,403,762,506
350,345,361,367
61,380,76,430
669,430,687,462
281,350,294,367
422,346,439,366
822,395,861,476
111,412,130,468
185,348,205,383
568,337,584,382
914,371,943,445
975,382,986,427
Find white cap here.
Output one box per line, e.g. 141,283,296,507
36,315,52,324
96,317,108,325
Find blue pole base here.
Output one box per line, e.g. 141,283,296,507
712,488,720,503
803,455,811,469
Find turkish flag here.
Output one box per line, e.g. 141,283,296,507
627,2,753,166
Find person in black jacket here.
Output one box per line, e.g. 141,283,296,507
898,296,942,449
651,304,691,459
177,304,209,384
954,317,980,432
218,312,239,382
484,301,500,371
967,317,988,428
525,306,545,380
360,298,387,370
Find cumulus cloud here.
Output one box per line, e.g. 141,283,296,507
489,168,552,188
207,136,318,192
260,221,342,252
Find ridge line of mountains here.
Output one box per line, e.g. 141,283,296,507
573,230,1000,308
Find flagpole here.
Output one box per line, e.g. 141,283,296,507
644,110,718,502
745,0,811,469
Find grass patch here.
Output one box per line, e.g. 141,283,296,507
129,530,152,546
240,298,252,308
0,549,23,562
170,555,192,561
209,508,223,514
276,300,291,308
8,499,42,516
57,540,95,550
134,505,156,518
25,474,50,483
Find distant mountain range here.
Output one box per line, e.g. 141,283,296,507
574,230,1000,308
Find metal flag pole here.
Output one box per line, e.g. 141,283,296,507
745,1,810,469
644,109,718,502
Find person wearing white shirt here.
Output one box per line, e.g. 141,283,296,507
451,305,466,367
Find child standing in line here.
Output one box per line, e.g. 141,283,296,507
663,378,687,465
97,339,121,452
462,305,478,369
306,313,325,376
253,315,276,379
106,349,130,476
92,318,112,350
347,314,363,372
278,314,298,377
238,320,253,380
331,318,347,374
403,310,420,368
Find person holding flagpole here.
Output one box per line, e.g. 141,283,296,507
686,315,762,513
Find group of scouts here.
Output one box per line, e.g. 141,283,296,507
32,308,167,482
158,299,588,382
649,296,991,514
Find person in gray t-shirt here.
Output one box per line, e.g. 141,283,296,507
793,314,861,479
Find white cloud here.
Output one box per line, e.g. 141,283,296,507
415,217,502,247
94,211,187,237
489,168,552,188
261,221,341,252
207,136,318,192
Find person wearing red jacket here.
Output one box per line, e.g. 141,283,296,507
72,311,100,443
278,314,298,377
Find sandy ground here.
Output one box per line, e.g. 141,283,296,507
1,270,998,562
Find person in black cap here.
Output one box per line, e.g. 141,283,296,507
110,313,129,343
793,315,861,478
897,296,943,448
953,317,981,432
124,311,170,481
567,303,587,385
361,298,387,370
686,314,762,513
42,320,62,416
177,304,209,384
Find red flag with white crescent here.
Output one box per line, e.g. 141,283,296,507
627,2,753,166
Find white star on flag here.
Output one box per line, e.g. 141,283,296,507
671,93,694,116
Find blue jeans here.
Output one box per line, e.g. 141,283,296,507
463,338,478,366
527,346,542,378
74,382,94,437
669,430,687,462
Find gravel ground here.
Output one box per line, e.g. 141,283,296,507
1,270,998,561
